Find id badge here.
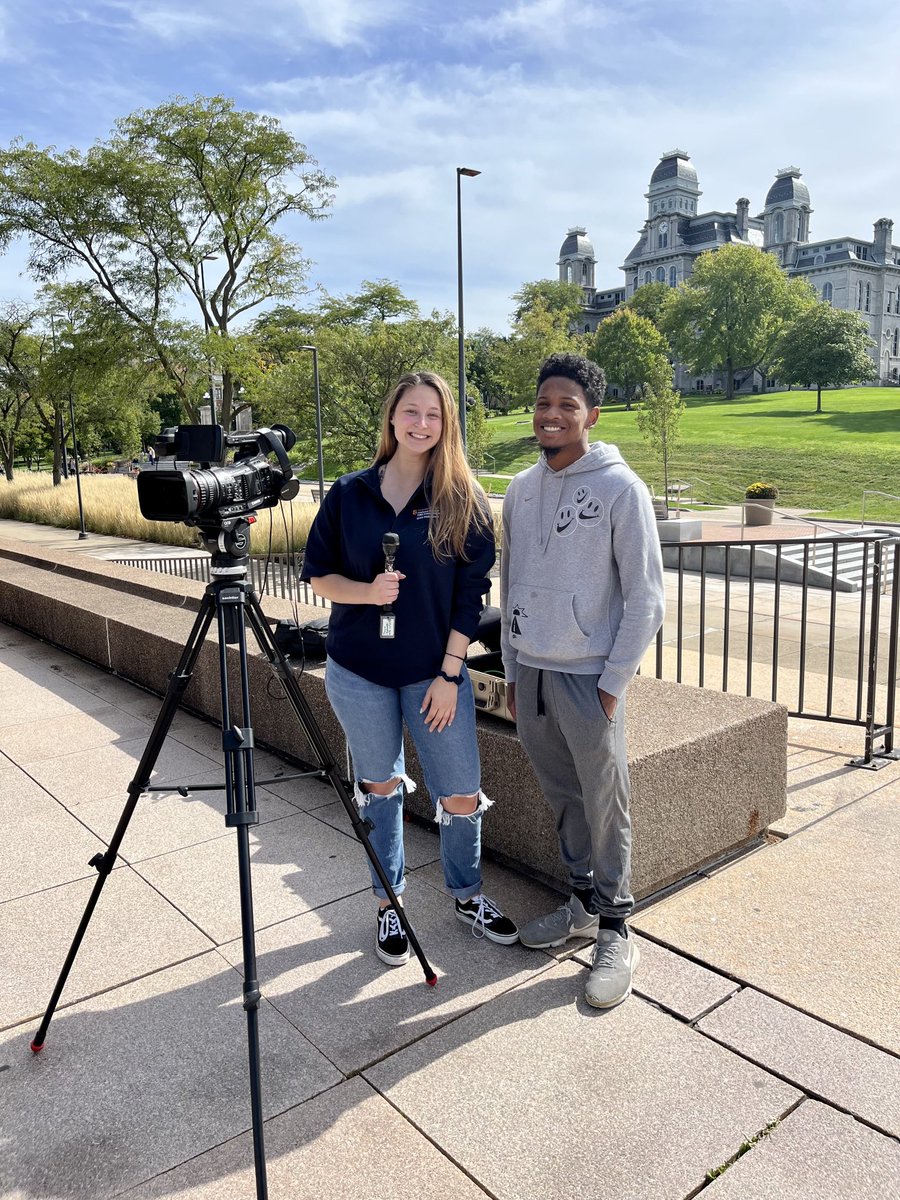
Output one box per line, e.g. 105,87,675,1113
380,613,396,639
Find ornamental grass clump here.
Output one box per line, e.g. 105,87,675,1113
0,474,317,553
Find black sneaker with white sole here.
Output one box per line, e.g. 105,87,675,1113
455,895,519,945
375,905,410,966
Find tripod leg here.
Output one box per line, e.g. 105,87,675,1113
215,584,269,1200
31,597,218,1052
244,593,437,987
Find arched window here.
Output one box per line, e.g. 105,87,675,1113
774,212,785,242
656,267,665,283
644,271,652,285
865,282,871,312
669,266,677,287
822,282,833,303
894,327,899,356
582,262,589,282
856,281,863,310
566,265,573,284
814,254,824,266
584,324,591,335
658,229,668,249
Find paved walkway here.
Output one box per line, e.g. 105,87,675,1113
0,521,899,1199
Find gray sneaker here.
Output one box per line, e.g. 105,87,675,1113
584,928,640,1008
518,894,600,949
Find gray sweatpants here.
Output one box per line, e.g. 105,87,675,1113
515,664,633,920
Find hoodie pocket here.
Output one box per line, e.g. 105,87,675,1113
507,583,591,661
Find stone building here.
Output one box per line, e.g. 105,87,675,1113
559,150,900,386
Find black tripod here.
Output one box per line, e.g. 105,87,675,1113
30,519,436,1200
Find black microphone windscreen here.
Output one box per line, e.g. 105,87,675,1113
383,532,400,553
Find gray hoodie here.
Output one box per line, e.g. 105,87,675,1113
500,441,665,698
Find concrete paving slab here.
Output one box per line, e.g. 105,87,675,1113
0,769,106,901
774,743,897,836
365,958,800,1200
73,779,299,863
1,647,161,708
697,988,900,1136
0,676,114,727
23,735,218,806
133,810,369,944
0,868,213,1029
633,791,900,1053
701,1100,900,1199
0,951,341,1200
94,1076,490,1200
571,934,740,1021
0,705,151,763
312,800,442,871
260,769,347,811
219,875,554,1075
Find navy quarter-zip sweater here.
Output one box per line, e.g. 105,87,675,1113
300,463,495,687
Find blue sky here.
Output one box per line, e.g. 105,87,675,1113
1,0,898,332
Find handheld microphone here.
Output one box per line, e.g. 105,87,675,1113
380,532,400,639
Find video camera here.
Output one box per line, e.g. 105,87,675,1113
137,423,300,527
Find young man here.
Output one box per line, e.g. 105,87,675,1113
500,352,665,1008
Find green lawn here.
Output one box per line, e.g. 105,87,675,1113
482,388,900,521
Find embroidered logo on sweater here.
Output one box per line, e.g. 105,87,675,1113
413,508,438,520
555,485,604,536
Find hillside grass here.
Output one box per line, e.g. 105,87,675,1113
483,387,900,521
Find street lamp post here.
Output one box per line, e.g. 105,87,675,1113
199,256,218,426
456,166,481,450
299,346,326,501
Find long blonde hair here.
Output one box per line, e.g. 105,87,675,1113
373,372,491,560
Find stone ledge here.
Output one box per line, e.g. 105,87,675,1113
0,539,787,900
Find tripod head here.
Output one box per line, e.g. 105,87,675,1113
196,517,254,576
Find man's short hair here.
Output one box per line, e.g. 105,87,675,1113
537,353,606,409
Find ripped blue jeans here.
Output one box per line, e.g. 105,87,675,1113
325,656,490,901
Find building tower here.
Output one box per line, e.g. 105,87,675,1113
763,167,812,267
558,226,596,298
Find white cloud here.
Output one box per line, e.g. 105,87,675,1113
101,0,406,47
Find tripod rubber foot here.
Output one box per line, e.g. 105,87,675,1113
426,975,438,988
30,1040,44,1053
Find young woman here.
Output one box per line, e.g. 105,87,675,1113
301,371,518,966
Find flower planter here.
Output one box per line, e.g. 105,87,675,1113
744,498,775,526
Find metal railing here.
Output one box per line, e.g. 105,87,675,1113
116,534,899,768
112,553,331,609
861,489,900,527
652,533,899,767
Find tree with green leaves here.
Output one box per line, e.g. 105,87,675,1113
499,295,584,409
590,307,670,410
0,94,335,428
775,303,875,413
254,283,456,471
464,395,489,475
465,328,508,412
511,279,585,327
0,306,36,480
662,244,815,399
624,281,671,330
635,359,685,508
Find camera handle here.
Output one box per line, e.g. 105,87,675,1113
29,538,437,1200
